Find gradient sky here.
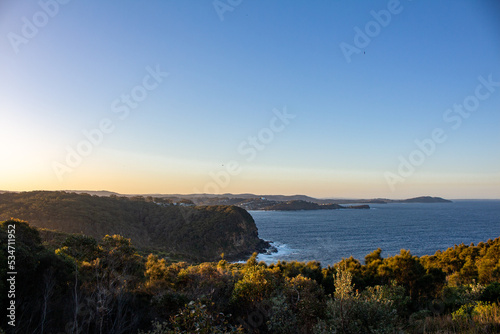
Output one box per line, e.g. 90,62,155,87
1,0,499,199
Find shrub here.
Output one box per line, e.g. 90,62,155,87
451,302,476,321
452,301,500,323
441,281,486,313
265,293,297,334
481,282,500,303
472,302,500,325
317,267,405,333
140,301,243,334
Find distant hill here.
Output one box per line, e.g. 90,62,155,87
396,196,452,203
34,191,451,205
65,190,121,197
159,194,451,205
317,196,452,204
259,200,370,211
178,195,451,210
0,191,269,261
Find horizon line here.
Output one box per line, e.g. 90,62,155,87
1,189,499,201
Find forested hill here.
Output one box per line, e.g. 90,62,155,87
0,191,269,261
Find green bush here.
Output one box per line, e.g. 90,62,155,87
452,302,476,321
316,267,405,334
140,301,243,334
472,302,498,323
265,293,297,334
481,282,500,303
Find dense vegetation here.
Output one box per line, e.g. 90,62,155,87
1,219,499,333
0,191,269,261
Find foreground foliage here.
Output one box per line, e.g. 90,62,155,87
0,219,499,333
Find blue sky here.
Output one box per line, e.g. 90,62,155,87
1,0,499,199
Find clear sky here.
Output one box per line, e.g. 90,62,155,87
1,0,499,199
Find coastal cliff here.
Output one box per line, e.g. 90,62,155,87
0,191,269,261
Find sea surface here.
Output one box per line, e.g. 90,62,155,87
250,200,500,265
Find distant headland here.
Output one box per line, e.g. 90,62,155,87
177,194,451,211
11,191,450,211
0,190,451,212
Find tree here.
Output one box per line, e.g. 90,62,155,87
382,249,425,299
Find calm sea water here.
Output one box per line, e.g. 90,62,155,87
250,200,500,265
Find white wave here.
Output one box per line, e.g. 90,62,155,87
232,242,295,264
256,241,296,264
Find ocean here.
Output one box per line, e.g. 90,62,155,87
250,200,500,265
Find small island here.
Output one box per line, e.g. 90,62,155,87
395,196,452,203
